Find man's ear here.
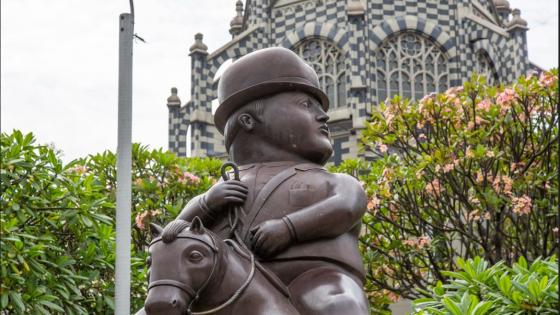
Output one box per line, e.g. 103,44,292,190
238,113,256,132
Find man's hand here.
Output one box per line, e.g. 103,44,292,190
204,180,248,213
250,219,294,258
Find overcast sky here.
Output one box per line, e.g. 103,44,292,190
1,0,558,162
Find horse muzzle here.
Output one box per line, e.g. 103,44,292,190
144,285,189,315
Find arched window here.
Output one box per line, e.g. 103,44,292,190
294,38,346,108
475,50,499,85
376,31,450,103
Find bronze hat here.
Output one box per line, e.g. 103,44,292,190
214,47,329,134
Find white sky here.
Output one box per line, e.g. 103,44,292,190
1,0,558,162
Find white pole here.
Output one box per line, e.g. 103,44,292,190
115,12,133,315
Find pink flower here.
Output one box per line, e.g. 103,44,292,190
512,195,532,215
425,179,441,196
445,86,464,97
135,211,149,230
475,115,489,125
476,99,492,112
367,196,381,211
465,146,475,159
378,143,388,153
418,133,427,141
386,291,400,303
178,171,201,184
467,210,481,221
134,178,143,186
135,210,161,230
475,172,484,183
539,72,557,88
420,93,436,105
443,163,455,173
496,88,517,113
469,195,481,205
403,236,432,249
69,165,88,175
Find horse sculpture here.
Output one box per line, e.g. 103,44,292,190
142,217,299,315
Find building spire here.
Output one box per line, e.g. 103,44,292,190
189,33,208,55
167,87,181,107
229,0,244,37
507,8,528,30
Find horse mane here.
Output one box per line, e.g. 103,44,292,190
161,219,190,243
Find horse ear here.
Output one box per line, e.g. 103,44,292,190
150,223,163,238
190,216,204,234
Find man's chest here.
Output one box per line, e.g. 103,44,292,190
239,169,330,215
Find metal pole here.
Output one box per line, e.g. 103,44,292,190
115,12,133,315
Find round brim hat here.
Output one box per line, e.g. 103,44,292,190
214,47,329,134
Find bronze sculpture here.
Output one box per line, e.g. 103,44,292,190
141,47,368,314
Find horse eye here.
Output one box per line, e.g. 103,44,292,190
189,250,204,262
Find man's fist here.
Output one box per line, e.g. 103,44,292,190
250,219,294,258
204,180,248,212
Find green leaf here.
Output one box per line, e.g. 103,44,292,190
39,300,65,312
0,293,8,309
472,301,493,315
8,292,25,313
442,296,463,315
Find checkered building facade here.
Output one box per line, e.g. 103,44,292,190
167,0,536,163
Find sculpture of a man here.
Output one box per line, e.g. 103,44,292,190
165,47,368,314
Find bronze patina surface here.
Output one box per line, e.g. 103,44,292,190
141,47,368,315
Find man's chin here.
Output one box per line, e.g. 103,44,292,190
307,146,333,165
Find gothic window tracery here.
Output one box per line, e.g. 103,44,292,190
376,31,450,103
294,38,346,108
475,50,499,85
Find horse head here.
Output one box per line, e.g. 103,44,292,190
144,217,224,315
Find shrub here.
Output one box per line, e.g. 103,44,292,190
335,70,559,305
412,256,559,314
1,130,114,314
0,131,220,313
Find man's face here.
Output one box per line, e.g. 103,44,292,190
257,91,333,164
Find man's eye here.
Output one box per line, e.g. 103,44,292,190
301,101,310,108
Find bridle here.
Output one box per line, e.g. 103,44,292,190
148,233,255,315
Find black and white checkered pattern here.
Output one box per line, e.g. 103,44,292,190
168,0,531,162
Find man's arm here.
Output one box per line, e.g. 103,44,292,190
283,173,366,242
250,173,366,257
176,194,217,225
175,180,248,226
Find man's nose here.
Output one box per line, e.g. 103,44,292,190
316,110,329,123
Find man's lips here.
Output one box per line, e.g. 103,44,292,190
319,125,330,135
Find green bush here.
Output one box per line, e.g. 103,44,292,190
334,70,559,309
1,131,114,314
0,130,220,314
412,256,559,314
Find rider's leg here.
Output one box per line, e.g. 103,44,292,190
288,266,369,315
